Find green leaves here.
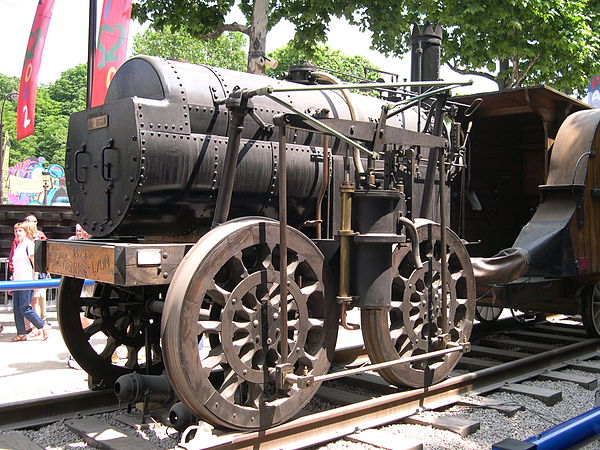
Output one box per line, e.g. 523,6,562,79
1,66,86,167
129,0,600,94
267,43,379,85
132,26,247,71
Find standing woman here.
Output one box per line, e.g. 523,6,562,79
10,221,48,341
24,215,48,324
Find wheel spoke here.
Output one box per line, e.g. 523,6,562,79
219,369,242,400
203,344,228,371
124,346,139,369
245,381,264,408
198,320,222,334
300,282,319,297
207,282,229,307
99,337,119,360
82,320,103,339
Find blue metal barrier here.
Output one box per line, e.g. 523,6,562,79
0,278,94,291
493,406,600,449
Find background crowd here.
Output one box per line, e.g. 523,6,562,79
1,215,88,341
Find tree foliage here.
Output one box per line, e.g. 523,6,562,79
267,43,379,84
132,26,247,71
1,64,86,166
132,0,600,94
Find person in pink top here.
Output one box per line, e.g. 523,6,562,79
10,221,49,341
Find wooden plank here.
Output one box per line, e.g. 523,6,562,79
315,385,372,406
538,370,598,390
569,360,600,373
499,383,562,406
478,337,555,352
456,356,497,371
65,417,157,450
403,415,480,438
0,431,44,450
468,345,530,361
346,429,423,450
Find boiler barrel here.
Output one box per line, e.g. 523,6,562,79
65,56,411,238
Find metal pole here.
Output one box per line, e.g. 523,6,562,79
86,0,97,109
267,80,472,93
211,91,249,228
277,121,288,362
439,146,449,338
419,94,447,219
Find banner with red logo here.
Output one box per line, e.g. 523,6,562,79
17,0,56,140
91,0,133,107
589,75,600,108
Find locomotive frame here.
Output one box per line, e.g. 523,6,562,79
37,31,483,430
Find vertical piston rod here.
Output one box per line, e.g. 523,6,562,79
212,90,250,229
439,146,449,338
274,116,289,362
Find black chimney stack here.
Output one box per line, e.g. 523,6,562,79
410,23,443,93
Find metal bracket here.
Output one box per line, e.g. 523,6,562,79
275,363,294,390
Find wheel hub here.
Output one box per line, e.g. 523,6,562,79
221,270,306,384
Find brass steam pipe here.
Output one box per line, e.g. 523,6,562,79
338,181,358,330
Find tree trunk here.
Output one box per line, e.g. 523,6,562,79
247,0,268,74
497,59,510,90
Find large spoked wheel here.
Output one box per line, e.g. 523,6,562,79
58,277,163,388
582,283,600,337
161,218,338,430
361,219,476,387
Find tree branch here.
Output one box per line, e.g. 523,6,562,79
445,61,499,85
513,56,539,87
202,23,250,40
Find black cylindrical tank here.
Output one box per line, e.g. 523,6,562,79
65,56,416,238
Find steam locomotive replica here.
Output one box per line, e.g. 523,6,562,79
40,25,591,431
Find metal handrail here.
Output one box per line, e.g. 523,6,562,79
0,278,94,291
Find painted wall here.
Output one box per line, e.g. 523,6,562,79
5,156,68,205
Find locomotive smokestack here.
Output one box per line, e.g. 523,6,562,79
410,23,443,93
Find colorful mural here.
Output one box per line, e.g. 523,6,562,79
6,156,69,205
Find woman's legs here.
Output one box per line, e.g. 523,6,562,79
32,289,46,321
16,290,45,331
13,290,31,335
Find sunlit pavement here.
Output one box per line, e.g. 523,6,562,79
0,306,89,404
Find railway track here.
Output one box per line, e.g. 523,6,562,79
2,318,600,449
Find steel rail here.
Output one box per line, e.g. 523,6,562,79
182,337,600,449
0,390,122,432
